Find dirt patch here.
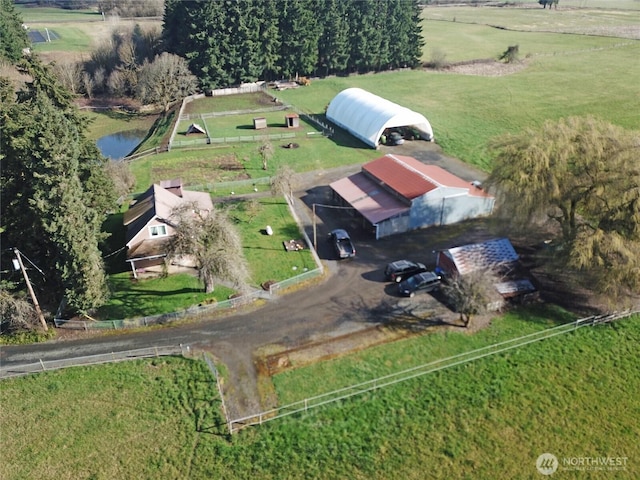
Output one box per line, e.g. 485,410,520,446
151,154,250,182
215,154,246,172
258,326,407,376
434,59,528,77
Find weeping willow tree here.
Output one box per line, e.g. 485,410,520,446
488,116,640,296
167,204,250,294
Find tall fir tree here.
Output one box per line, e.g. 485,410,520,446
255,0,282,80
0,0,29,62
277,0,320,78
0,59,116,313
317,0,351,76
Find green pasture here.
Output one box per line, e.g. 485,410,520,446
176,110,316,139
82,110,159,141
421,16,640,63
422,3,640,43
17,6,100,23
275,39,640,169
2,310,638,479
28,26,94,53
0,356,222,480
273,304,575,403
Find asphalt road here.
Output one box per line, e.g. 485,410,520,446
0,141,492,418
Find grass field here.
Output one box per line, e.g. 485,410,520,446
2,310,638,479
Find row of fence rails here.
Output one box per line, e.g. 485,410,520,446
54,288,271,331
170,132,297,149
277,193,324,281
227,311,640,432
122,145,169,163
206,83,266,98
180,105,288,121
202,353,233,434
268,267,323,295
0,345,189,379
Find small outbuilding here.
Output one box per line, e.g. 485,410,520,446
186,123,206,135
326,88,434,148
285,113,299,128
253,117,267,130
436,238,519,277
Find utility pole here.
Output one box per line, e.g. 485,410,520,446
13,249,48,331
313,203,317,250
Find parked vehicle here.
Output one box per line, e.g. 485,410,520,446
384,260,428,283
328,229,356,259
398,271,441,297
388,131,404,145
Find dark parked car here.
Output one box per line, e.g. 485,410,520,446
328,229,356,259
388,131,405,145
398,271,442,297
384,260,428,283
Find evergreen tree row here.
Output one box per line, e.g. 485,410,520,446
163,0,424,90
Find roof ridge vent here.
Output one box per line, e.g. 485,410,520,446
386,154,442,188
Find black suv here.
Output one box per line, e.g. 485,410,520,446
398,271,442,297
384,260,428,283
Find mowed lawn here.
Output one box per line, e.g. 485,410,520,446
2,310,638,479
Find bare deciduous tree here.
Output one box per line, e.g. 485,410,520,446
52,60,82,95
440,267,504,328
136,53,198,112
259,140,275,171
81,71,94,99
270,165,296,198
167,204,250,294
105,160,136,201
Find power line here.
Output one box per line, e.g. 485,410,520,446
14,248,46,278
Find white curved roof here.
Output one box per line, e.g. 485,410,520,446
326,88,434,148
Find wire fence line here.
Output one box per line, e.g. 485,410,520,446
54,289,270,330
179,105,288,121
226,309,639,433
170,131,298,149
53,268,323,331
0,345,190,379
202,353,232,434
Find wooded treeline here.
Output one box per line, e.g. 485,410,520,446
163,0,424,90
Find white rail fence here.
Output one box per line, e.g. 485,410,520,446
226,310,638,433
0,345,190,379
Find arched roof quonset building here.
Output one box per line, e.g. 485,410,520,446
326,87,434,148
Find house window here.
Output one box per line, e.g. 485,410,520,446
149,225,167,237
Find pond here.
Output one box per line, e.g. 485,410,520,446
96,130,146,160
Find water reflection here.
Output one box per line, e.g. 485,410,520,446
96,130,146,160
